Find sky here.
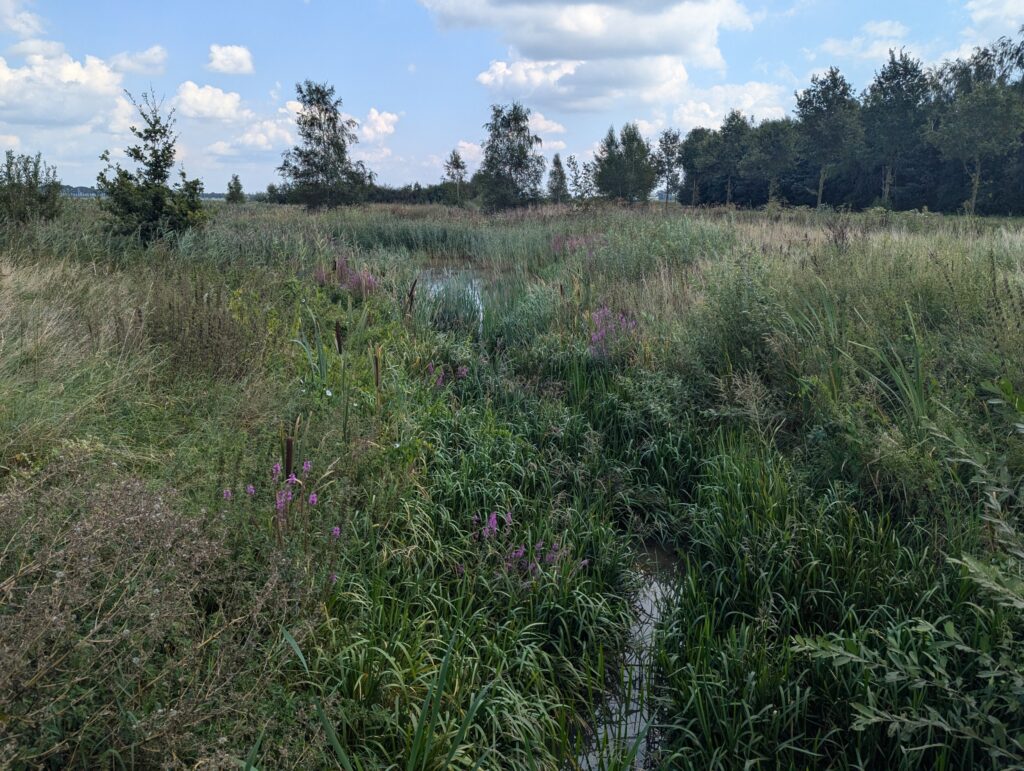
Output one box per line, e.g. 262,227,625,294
0,0,1022,191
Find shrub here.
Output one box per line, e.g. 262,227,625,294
0,150,62,223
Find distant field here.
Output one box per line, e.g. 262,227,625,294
2,201,1024,769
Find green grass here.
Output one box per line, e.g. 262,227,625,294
2,201,1023,768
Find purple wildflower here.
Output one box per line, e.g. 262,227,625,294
275,490,287,512
503,511,513,529
481,511,499,539
580,558,590,568
308,492,318,506
286,473,299,486
331,526,341,540
302,459,312,474
222,489,233,500
456,365,469,380
329,572,338,584
272,463,281,481
435,370,445,388
512,545,526,560
285,489,293,502
245,484,256,496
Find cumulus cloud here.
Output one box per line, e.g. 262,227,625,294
175,81,253,121
672,81,787,130
821,20,910,61
0,132,19,148
0,0,43,38
964,0,1024,37
110,45,167,74
456,139,482,163
0,40,122,126
361,107,398,141
426,0,755,110
207,44,254,74
529,111,566,134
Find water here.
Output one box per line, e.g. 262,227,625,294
417,267,485,339
577,542,680,770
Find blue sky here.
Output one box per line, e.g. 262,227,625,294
0,0,1021,190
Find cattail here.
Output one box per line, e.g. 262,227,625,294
334,319,344,354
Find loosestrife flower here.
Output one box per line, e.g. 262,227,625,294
308,492,318,506
302,460,312,474
272,463,282,481
286,473,299,486
276,490,287,512
222,489,232,500
329,572,338,584
245,484,256,496
331,526,341,540
456,365,469,380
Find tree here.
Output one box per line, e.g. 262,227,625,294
96,91,205,243
0,151,62,223
443,149,467,204
478,102,545,211
928,81,1024,214
795,67,863,207
717,110,753,204
678,127,716,205
594,123,657,203
565,154,595,202
226,174,245,204
740,118,797,203
547,153,569,204
863,50,930,208
654,128,682,210
278,80,373,209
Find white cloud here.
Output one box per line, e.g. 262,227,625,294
361,107,398,141
456,139,482,163
672,81,787,130
428,0,754,110
175,81,253,121
0,40,122,126
544,138,567,151
0,132,19,148
207,44,254,74
821,20,909,61
529,111,566,134
0,0,43,38
965,0,1024,35
206,139,237,156
238,118,293,150
110,45,167,74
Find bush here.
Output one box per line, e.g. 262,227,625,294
96,92,206,243
0,150,62,223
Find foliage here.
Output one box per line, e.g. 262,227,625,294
96,92,206,243
226,173,246,204
547,152,569,204
478,102,545,211
0,150,62,222
594,123,657,203
278,80,374,209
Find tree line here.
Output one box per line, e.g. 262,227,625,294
3,28,1022,235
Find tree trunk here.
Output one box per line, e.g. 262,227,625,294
726,175,733,206
881,165,892,209
816,166,827,208
691,177,699,206
768,176,779,204
969,156,981,215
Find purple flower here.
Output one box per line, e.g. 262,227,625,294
272,463,282,481
276,490,287,512
331,526,340,540
308,492,318,506
511,545,526,560
302,460,312,474
285,489,293,502
482,511,499,539
455,563,465,577
580,558,590,568
435,370,445,388
427,362,435,377
245,484,256,496
222,489,233,500
534,540,545,553
329,572,338,584
503,511,513,529
286,473,299,486
456,365,469,380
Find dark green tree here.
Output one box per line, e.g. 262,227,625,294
654,128,682,209
741,118,797,203
96,91,205,243
478,102,545,211
928,80,1024,214
225,174,245,204
717,110,753,205
443,149,467,204
863,50,931,208
595,123,656,203
678,127,717,205
795,67,863,207
547,152,569,204
278,81,373,209
0,151,62,222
